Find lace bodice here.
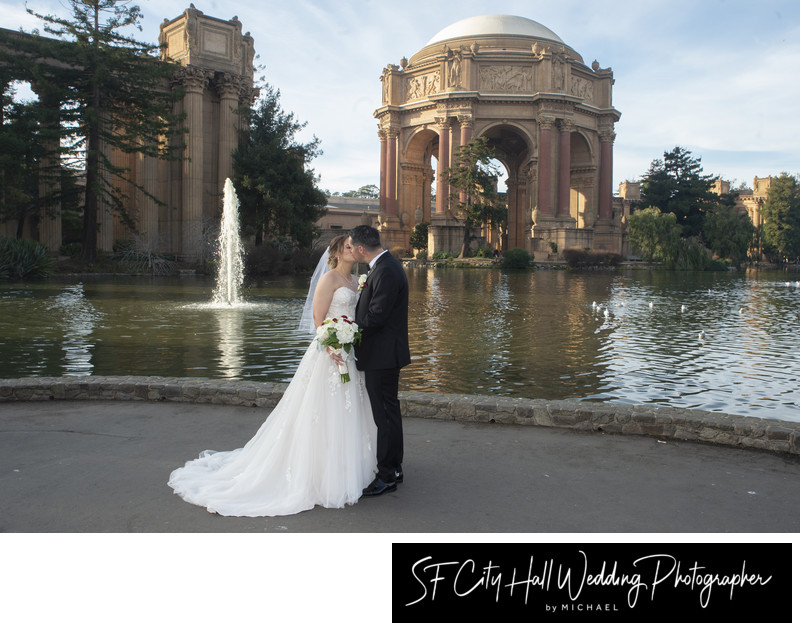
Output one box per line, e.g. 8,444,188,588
326,286,358,321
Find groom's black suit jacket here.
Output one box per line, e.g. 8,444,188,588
354,251,411,371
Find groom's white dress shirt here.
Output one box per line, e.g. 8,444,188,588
368,250,387,270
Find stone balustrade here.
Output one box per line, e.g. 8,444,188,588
1,376,797,456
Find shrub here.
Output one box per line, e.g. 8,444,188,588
671,237,714,271
415,250,428,261
474,245,493,258
432,251,453,260
113,236,178,276
59,242,82,258
563,248,623,268
409,222,429,251
0,236,54,280
501,247,532,269
245,241,316,275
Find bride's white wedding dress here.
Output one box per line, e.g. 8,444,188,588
168,287,377,517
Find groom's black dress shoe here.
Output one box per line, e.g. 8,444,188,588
362,477,397,497
395,469,403,484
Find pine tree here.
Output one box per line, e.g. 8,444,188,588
640,146,717,239
6,1,185,262
233,85,327,248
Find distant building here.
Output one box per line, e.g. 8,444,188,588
315,197,380,244
731,177,773,230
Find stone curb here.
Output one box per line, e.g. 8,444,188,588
0,376,797,456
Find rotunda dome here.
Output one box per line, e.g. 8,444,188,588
426,14,564,46
409,13,582,66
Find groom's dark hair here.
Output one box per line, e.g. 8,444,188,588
349,225,381,250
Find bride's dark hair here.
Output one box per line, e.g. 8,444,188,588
327,234,348,268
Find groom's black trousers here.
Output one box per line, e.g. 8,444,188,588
364,367,403,483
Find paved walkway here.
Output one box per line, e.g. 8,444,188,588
1,399,798,533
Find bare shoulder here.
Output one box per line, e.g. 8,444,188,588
315,270,338,293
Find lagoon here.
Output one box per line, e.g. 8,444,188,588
1,266,798,423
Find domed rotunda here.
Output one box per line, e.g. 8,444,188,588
374,14,622,256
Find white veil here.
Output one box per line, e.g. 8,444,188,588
298,247,330,334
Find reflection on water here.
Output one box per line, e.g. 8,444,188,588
48,284,101,376
0,269,798,422
213,309,244,379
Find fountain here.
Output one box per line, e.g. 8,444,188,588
211,178,245,306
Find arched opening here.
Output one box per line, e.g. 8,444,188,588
401,128,438,229
569,132,594,228
481,124,535,250
488,158,508,193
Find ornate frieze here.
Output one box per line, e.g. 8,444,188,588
406,72,441,100
570,75,594,101
478,65,532,93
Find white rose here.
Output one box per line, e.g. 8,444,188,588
338,328,355,344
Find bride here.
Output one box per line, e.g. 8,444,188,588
168,235,377,517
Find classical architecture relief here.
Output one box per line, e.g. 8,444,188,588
406,72,441,100
374,14,622,255
571,75,594,101
478,66,532,93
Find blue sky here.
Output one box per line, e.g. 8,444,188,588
5,0,800,195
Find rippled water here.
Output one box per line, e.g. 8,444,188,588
1,268,798,422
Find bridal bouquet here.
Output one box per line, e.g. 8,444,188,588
315,315,362,383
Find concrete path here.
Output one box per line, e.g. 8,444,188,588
1,399,798,533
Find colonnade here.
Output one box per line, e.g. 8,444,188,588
378,111,616,251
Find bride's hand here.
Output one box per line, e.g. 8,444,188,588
327,348,344,367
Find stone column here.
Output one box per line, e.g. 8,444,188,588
378,129,387,213
180,66,208,262
435,117,451,216
458,115,473,147
422,166,434,223
35,89,62,252
137,150,159,251
506,176,519,249
525,158,537,227
386,127,398,217
537,117,554,217
558,120,573,218
598,128,615,220
216,73,241,194
457,114,473,204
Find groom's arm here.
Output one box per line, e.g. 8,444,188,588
358,265,403,332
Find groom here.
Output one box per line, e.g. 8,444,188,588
348,225,411,497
